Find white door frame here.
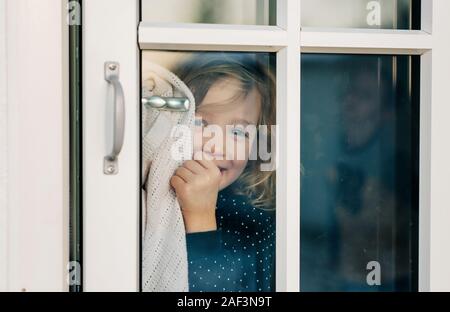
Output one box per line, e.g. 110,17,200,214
0,0,8,292
82,0,140,291
0,0,69,291
421,0,450,291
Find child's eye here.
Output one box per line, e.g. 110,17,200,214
195,118,208,128
230,127,249,139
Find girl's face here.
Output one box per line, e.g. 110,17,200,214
194,77,262,190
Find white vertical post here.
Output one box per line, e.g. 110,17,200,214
83,0,140,291
276,0,301,292
418,0,433,294
421,0,433,34
0,0,8,291
4,0,69,291
419,49,432,292
427,0,450,292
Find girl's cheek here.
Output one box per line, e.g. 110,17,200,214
193,127,204,154
231,139,252,163
233,159,249,174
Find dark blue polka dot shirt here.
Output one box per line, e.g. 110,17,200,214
186,183,276,292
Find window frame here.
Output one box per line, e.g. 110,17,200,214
134,0,440,292
1,0,69,291
2,0,450,292
81,0,450,292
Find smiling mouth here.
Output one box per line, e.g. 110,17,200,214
219,168,227,175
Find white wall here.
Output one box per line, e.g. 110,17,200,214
429,0,450,291
0,0,8,291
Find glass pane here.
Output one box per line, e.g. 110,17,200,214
141,0,277,25
141,51,277,292
301,0,418,29
300,54,419,291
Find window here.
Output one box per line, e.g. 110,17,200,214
300,54,420,291
78,0,450,292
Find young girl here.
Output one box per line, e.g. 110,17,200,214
169,53,276,292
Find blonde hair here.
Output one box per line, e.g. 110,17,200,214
173,53,276,210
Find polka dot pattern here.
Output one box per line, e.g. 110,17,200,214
186,184,275,292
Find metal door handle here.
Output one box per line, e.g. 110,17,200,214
104,61,125,175
142,96,190,112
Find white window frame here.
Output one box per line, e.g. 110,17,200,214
2,0,450,292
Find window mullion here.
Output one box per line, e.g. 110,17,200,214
275,0,301,292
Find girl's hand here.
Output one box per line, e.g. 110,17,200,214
170,156,221,233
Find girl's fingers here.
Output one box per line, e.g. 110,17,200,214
194,152,217,170
196,159,219,172
170,175,185,189
182,160,205,174
174,167,193,182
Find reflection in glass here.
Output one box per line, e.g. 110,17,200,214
141,51,276,292
300,54,419,291
301,0,416,29
141,0,276,25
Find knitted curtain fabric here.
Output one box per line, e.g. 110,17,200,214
141,61,195,292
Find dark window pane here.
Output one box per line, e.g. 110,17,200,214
300,54,419,291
